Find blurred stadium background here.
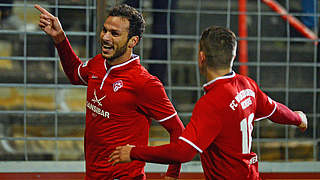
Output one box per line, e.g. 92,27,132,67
0,0,319,179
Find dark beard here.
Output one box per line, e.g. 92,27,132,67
105,42,128,62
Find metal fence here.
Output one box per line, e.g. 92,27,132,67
0,0,319,167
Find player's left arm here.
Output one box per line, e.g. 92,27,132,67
268,102,307,132
110,99,221,166
137,77,185,178
109,100,220,165
253,79,307,131
159,115,185,179
109,139,197,165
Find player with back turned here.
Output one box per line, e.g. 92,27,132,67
35,4,184,180
109,26,308,180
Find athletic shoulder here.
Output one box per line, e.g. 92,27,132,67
235,73,259,90
236,73,255,82
133,65,162,88
86,54,104,65
195,94,217,113
80,54,105,73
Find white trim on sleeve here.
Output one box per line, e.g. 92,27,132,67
78,64,88,85
179,136,203,153
255,100,277,121
156,112,177,122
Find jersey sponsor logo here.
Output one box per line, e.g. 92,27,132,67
229,89,255,110
87,89,109,118
113,80,123,92
91,89,105,106
86,101,109,118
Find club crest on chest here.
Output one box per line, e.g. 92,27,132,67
113,80,123,92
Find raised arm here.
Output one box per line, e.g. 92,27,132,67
35,4,88,85
35,4,65,44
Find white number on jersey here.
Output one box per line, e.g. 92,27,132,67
240,113,254,154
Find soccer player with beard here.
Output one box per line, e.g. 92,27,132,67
109,26,308,180
35,4,184,180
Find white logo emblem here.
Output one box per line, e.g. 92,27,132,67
91,75,98,79
91,89,106,106
113,80,123,92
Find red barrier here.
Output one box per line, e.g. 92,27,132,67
262,0,318,45
238,0,249,76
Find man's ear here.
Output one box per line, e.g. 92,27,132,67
128,36,139,48
199,51,206,66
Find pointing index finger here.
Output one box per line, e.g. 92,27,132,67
34,4,54,18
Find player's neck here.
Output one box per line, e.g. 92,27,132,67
107,50,133,66
206,68,232,82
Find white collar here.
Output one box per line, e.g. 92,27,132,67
202,71,236,89
104,54,139,71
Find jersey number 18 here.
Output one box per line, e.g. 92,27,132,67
240,113,254,154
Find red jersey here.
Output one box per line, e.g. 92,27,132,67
130,72,301,180
56,38,184,179
180,72,276,179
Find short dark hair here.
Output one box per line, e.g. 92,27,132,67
200,26,237,69
108,4,145,41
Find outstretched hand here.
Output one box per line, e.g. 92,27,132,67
108,144,135,166
295,111,307,132
34,4,65,44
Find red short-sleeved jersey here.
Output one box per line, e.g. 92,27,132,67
56,38,183,179
180,71,276,180
130,71,301,179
